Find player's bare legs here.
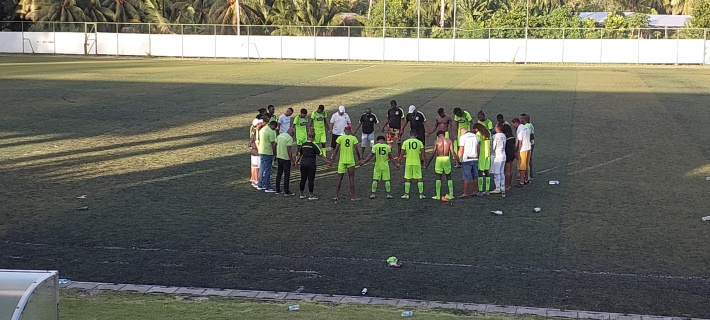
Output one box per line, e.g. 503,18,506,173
334,173,344,200
348,167,358,201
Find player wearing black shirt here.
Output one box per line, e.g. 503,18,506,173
382,100,404,157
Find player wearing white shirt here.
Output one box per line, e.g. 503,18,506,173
521,113,535,179
490,123,507,196
329,105,351,152
512,117,531,187
457,127,480,197
278,108,294,134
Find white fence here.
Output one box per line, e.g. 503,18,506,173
1,31,709,64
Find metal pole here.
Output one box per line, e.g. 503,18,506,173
561,28,565,63
21,22,24,54
382,0,386,37
636,28,641,64
382,0,386,61
704,29,708,65
417,0,420,61
236,0,241,36
524,0,529,64
452,0,457,62
599,29,603,63
247,25,250,59
675,31,680,65
347,27,351,60
313,26,316,60
417,0,421,38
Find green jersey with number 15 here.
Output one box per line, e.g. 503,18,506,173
371,143,391,171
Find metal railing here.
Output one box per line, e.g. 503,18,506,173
2,21,709,40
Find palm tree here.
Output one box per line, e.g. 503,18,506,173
669,0,692,14
192,0,212,23
26,0,87,22
84,0,115,22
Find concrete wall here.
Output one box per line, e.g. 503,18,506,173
1,31,708,64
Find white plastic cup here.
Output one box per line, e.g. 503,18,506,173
534,207,541,213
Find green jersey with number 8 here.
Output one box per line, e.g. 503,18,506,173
336,135,359,164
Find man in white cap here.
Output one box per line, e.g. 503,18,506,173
329,105,351,157
403,105,429,145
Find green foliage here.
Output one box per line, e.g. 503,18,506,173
689,0,710,28
625,12,648,27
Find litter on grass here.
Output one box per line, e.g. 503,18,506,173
402,311,414,316
288,305,300,311
491,210,503,216
76,206,88,210
706,177,710,181
361,288,368,295
549,180,560,185
534,207,541,212
76,195,87,199
702,216,710,221
59,279,71,284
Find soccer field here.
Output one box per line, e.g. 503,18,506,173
1,56,709,317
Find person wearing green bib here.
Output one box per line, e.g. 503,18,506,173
358,136,393,199
331,126,361,202
293,108,309,159
473,123,492,196
477,111,494,135
398,130,426,200
453,108,472,163
309,104,330,156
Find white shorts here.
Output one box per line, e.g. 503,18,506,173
361,133,375,148
251,155,260,168
491,160,505,175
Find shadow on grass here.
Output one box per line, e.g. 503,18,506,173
1,77,710,317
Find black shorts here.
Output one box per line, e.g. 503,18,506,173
331,134,341,149
415,130,426,145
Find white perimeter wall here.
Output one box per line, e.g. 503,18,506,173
1,31,708,64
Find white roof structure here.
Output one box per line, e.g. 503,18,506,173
648,14,691,27
579,12,691,28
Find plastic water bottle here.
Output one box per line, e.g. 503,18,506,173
58,279,71,284
548,180,560,185
702,216,710,221
401,310,414,316
361,288,368,295
288,305,300,311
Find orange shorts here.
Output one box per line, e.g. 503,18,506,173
387,128,402,144
518,150,531,170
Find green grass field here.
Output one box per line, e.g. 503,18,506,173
60,290,542,320
1,56,709,317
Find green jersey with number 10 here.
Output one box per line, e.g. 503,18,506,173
402,138,424,166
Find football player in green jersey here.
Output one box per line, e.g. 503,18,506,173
331,126,361,202
358,136,393,199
